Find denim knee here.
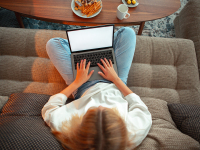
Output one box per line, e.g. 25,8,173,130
46,37,69,55
117,27,135,38
120,27,136,38
46,38,60,53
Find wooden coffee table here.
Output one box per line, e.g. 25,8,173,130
0,0,180,35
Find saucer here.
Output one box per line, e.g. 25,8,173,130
122,0,139,7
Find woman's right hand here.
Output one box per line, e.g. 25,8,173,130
97,58,120,83
73,59,94,87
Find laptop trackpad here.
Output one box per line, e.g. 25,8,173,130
88,66,105,81
74,66,104,81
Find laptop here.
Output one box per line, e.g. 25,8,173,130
66,25,118,81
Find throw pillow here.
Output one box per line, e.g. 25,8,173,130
0,93,73,150
168,103,200,143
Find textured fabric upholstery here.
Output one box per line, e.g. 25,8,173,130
0,93,64,150
1,27,200,105
168,103,200,143
174,0,200,78
0,96,9,111
129,36,200,106
1,27,200,149
1,93,199,150
137,98,200,149
0,27,67,97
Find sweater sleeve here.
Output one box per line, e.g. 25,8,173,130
124,93,152,149
41,93,68,128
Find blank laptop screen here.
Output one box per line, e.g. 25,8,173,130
67,26,113,52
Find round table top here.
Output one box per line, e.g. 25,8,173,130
0,0,181,26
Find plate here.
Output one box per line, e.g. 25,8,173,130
71,0,102,18
122,0,139,7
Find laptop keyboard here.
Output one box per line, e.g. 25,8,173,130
73,50,114,69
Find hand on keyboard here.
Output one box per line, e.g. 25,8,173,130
74,50,114,69
74,59,94,86
97,58,119,83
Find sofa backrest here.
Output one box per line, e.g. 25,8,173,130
0,27,67,96
129,36,200,106
0,27,200,106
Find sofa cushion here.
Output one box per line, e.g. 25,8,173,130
128,36,200,106
0,27,67,97
0,93,65,150
135,98,200,150
168,103,200,143
0,93,199,150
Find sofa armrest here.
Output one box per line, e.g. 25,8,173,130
174,0,200,77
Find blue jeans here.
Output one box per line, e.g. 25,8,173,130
46,27,136,99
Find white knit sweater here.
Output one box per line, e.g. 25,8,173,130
42,82,152,149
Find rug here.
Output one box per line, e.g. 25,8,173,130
0,0,189,38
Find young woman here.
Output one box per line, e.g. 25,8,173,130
42,27,152,150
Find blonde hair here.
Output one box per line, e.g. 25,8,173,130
52,107,135,150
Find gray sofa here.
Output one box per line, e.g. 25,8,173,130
0,23,200,149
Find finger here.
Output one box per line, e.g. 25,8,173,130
83,59,86,69
80,60,83,69
97,63,106,73
101,59,108,68
109,59,113,67
86,61,91,71
88,70,94,78
104,58,110,67
77,62,79,70
98,71,106,79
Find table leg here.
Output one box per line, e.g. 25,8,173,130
138,22,145,35
15,12,25,28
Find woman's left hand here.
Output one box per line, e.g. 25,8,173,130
97,58,119,83
73,59,94,87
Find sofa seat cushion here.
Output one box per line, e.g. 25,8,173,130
0,93,200,150
168,103,200,143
